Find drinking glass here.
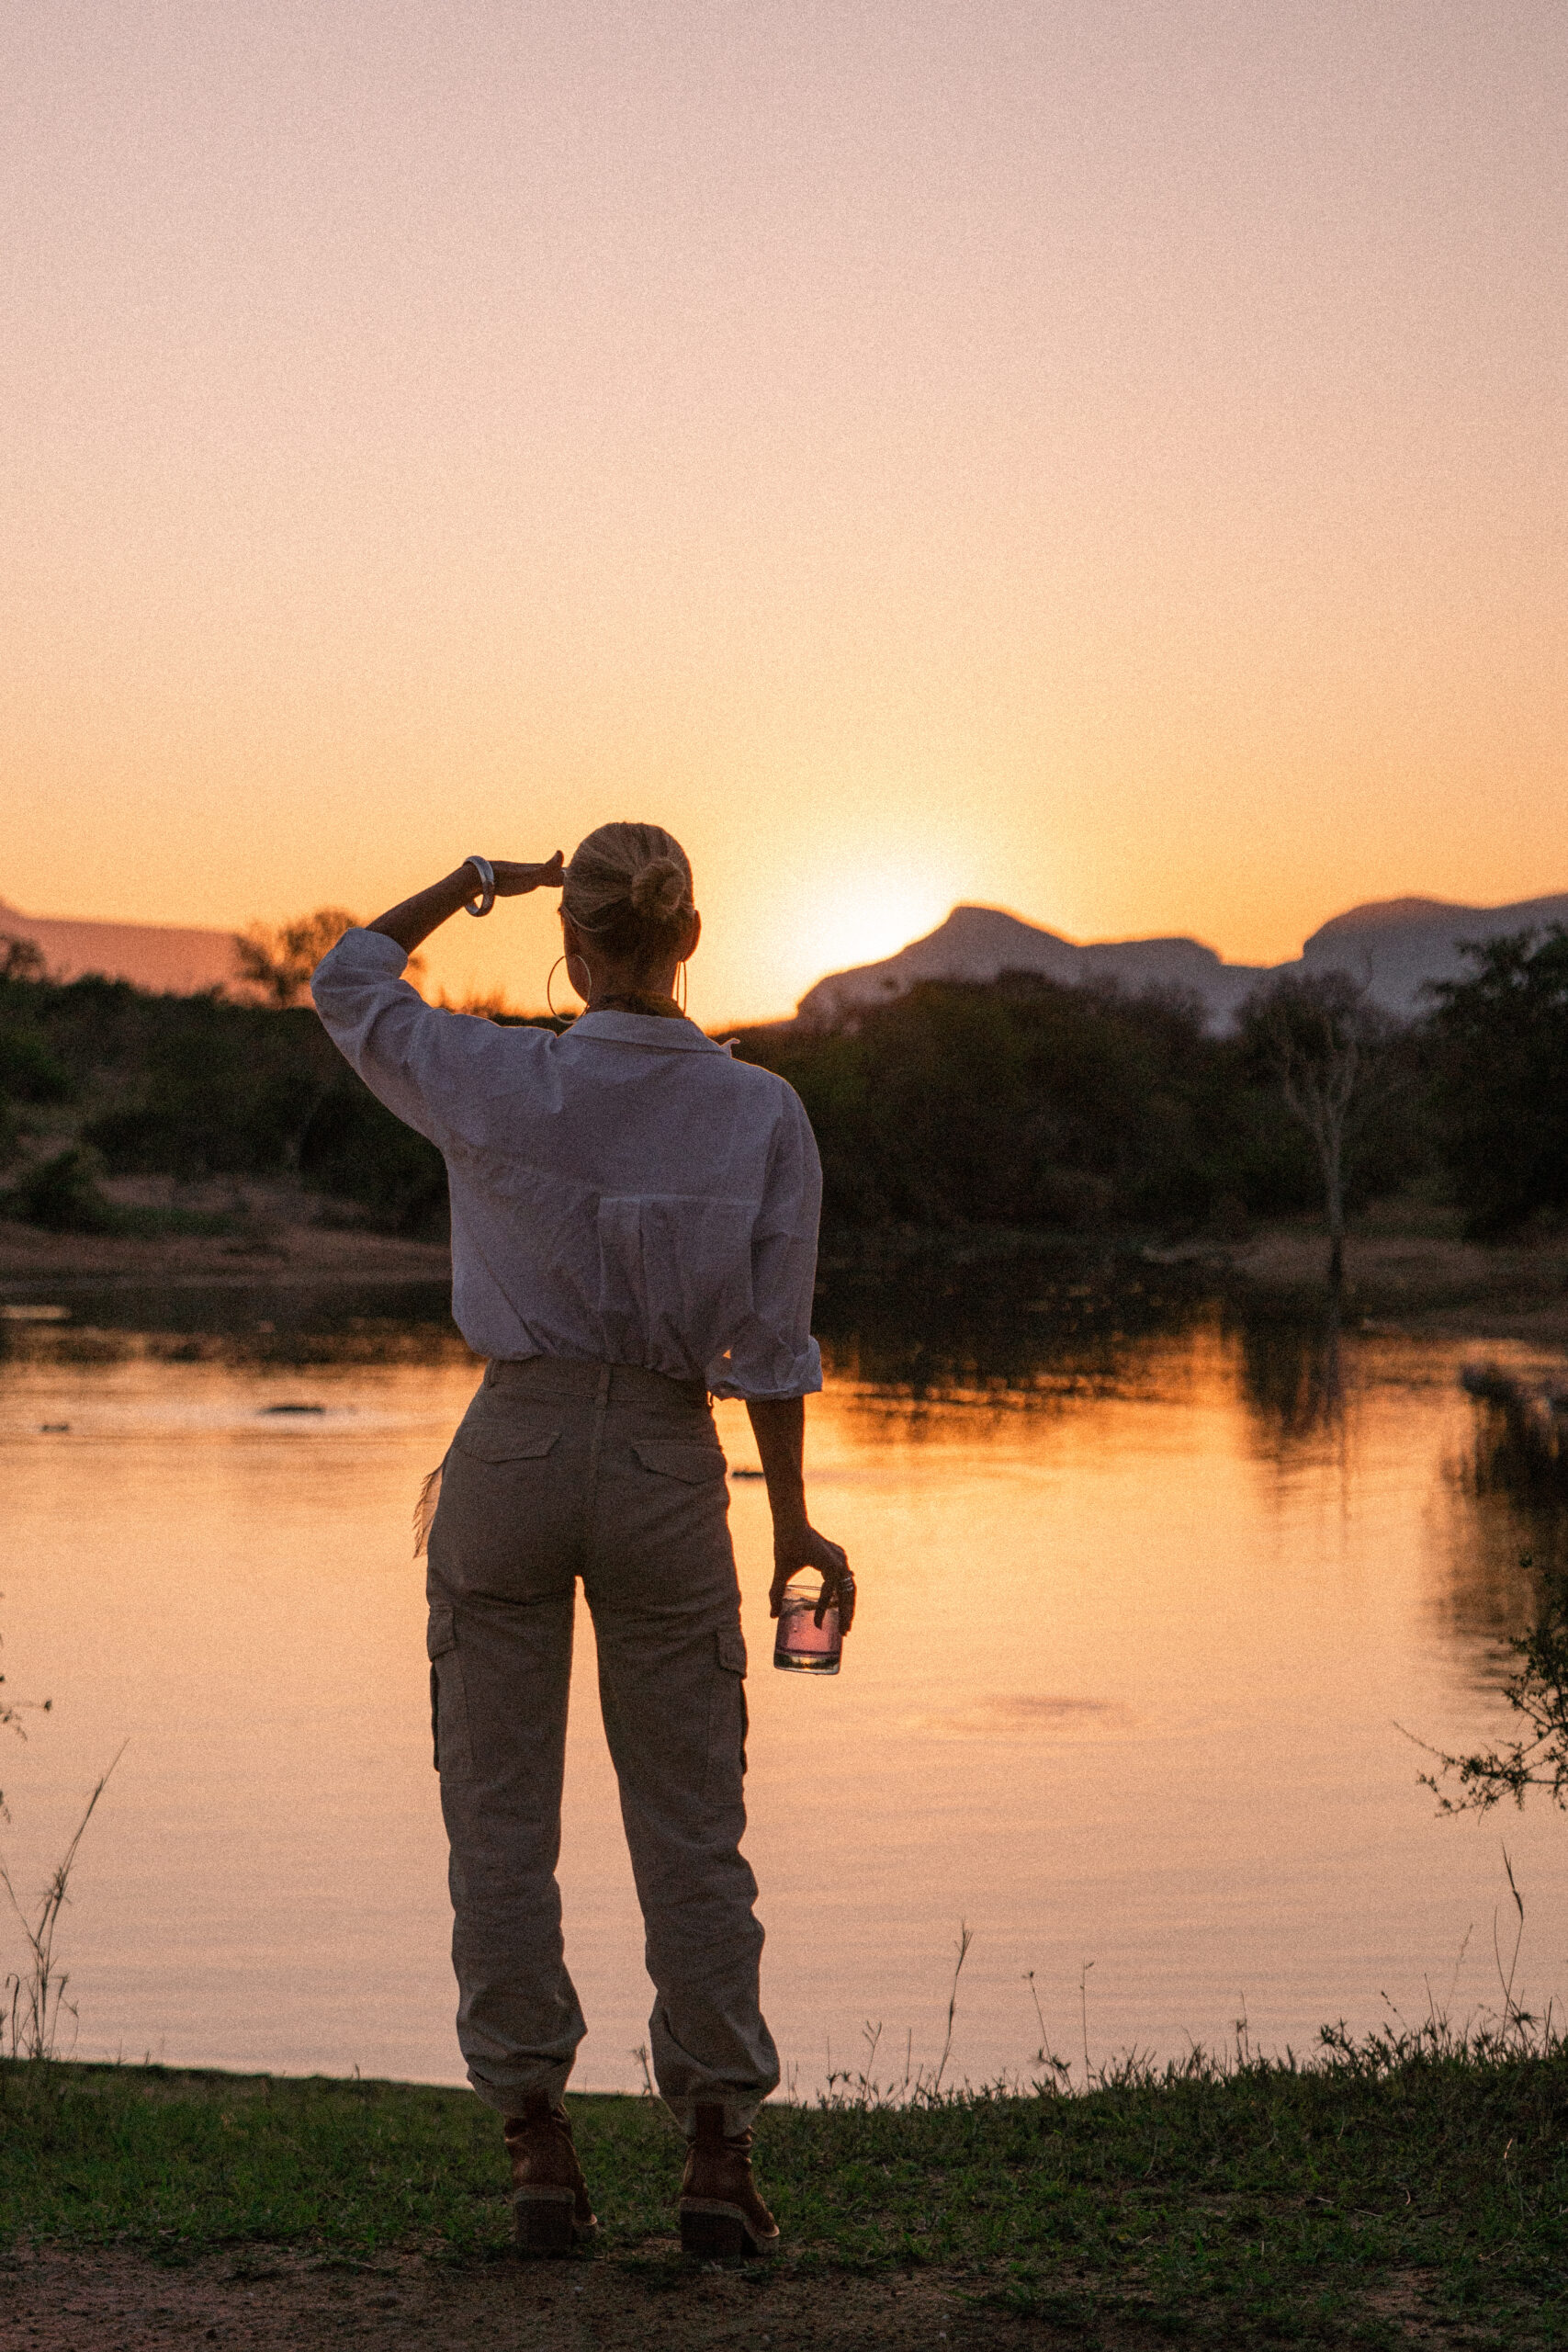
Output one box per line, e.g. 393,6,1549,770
773,1576,841,1675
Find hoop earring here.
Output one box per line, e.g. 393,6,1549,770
546,957,578,1024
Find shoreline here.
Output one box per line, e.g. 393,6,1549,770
0,1210,452,1296
6,1210,1567,1344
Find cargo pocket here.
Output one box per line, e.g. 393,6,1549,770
426,1601,474,1781
632,1440,728,1484
452,1424,561,1466
703,1624,749,1803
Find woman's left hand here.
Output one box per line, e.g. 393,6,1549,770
769,1524,856,1634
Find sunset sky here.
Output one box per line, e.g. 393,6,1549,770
6,2,1565,1024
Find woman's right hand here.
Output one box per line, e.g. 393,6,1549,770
491,853,566,898
367,855,567,956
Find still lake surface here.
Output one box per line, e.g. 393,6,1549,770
3,1269,1565,2099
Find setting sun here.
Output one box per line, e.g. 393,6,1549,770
791,873,954,1000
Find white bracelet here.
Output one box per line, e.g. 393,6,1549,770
461,855,496,917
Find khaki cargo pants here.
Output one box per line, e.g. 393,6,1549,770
425,1356,780,2137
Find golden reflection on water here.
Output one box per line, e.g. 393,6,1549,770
1,1313,1564,2097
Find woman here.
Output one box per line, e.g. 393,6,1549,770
312,822,852,2258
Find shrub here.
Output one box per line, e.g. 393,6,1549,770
1,1148,123,1234
0,1024,72,1103
1426,928,1568,1238
299,1087,448,1238
739,975,1329,1234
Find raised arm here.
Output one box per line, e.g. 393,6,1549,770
312,854,565,1141
746,1396,856,1634
367,854,566,956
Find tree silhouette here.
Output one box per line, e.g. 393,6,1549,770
1243,971,1388,1286
234,909,362,1008
0,935,47,986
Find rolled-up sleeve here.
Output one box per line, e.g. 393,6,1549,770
708,1084,823,1400
310,929,454,1144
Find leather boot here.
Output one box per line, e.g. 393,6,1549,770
679,2102,780,2257
503,2093,598,2255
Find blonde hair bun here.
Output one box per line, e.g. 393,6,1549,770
629,857,688,922
561,821,694,958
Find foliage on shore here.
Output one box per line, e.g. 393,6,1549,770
1425,929,1568,1239
3,2018,1566,2345
735,969,1426,1234
1,923,1566,1246
0,970,464,1238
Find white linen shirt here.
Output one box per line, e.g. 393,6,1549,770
311,929,823,1398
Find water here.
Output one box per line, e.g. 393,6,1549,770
2,1276,1565,2100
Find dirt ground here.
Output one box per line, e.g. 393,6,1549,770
0,2245,1062,2352
0,2244,1471,2349
1226,1227,1568,1338
0,1194,451,1295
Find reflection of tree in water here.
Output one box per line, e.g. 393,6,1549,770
1224,1324,1568,1670
812,1244,1208,1399
1227,1297,1346,1449
1460,1367,1568,1508
1438,1370,1568,1657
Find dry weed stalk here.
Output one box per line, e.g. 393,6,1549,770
2,1745,125,2063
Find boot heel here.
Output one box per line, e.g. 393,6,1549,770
680,2203,749,2259
514,2192,579,2256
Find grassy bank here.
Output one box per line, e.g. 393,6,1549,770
4,2027,1566,2346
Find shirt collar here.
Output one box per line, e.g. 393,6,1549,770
567,1011,733,1056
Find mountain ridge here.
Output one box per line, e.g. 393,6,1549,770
793,890,1568,1033
5,887,1567,1030
0,898,243,994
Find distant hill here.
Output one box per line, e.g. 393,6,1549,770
1297,895,1568,1012
794,892,1568,1033
0,898,243,994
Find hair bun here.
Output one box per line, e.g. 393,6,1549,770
629,857,687,923
562,821,694,949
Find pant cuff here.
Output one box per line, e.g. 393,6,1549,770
466,2059,574,2120
662,2093,767,2140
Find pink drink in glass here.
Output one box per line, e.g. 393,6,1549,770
773,1576,841,1675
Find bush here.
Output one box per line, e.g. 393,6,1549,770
739,975,1333,1234
82,1003,341,1180
1,1147,123,1234
0,1023,72,1102
0,958,1453,1247
299,1088,448,1238
1426,928,1568,1238
4,977,447,1237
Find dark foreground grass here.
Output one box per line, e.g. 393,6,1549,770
3,2029,1566,2346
